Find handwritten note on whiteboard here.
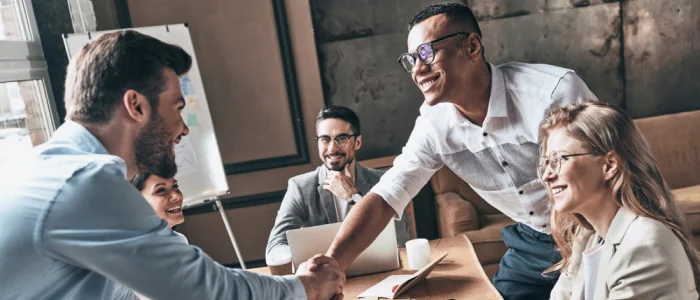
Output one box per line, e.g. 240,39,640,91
174,135,200,177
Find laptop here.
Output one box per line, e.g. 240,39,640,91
286,221,400,277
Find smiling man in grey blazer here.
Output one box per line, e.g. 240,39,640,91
266,106,411,269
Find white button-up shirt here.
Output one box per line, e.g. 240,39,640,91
371,62,598,234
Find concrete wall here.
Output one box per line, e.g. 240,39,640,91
313,0,700,160
623,0,700,117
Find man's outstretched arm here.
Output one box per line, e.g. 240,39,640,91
42,164,343,300
326,192,396,270
328,116,444,270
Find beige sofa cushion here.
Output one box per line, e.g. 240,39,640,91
634,110,700,189
634,110,700,247
672,185,700,234
434,191,513,265
435,192,479,237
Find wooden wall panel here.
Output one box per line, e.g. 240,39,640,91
126,0,310,173
179,202,282,264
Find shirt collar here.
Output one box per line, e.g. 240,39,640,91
450,62,508,126
51,120,131,180
51,120,111,156
485,62,508,119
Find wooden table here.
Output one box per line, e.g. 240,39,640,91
252,235,502,300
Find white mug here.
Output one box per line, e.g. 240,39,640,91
405,238,431,270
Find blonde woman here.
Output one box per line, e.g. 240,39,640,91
540,102,699,300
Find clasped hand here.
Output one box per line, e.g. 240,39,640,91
296,254,346,300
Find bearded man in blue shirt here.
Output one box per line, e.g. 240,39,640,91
0,30,344,300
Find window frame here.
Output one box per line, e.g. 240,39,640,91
0,0,44,57
0,0,59,140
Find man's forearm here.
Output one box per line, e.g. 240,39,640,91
326,192,395,270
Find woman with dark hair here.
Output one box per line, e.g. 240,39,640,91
541,102,699,299
116,174,188,300
130,173,187,243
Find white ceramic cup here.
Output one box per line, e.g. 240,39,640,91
405,238,431,270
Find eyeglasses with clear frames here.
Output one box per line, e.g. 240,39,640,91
538,150,603,178
397,31,470,73
316,134,357,147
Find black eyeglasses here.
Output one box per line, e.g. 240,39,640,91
538,150,603,178
316,134,356,147
397,32,470,73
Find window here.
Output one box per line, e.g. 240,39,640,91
1,0,31,40
0,0,57,163
0,80,53,161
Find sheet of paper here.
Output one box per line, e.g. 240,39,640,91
174,135,200,176
357,275,414,299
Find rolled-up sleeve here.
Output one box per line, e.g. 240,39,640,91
36,162,306,300
370,116,444,219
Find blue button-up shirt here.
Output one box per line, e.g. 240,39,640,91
0,121,306,299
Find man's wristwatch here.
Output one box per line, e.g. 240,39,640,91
349,193,362,205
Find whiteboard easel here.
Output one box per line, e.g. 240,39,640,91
63,24,246,269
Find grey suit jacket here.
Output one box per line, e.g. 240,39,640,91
265,164,411,265
550,207,699,300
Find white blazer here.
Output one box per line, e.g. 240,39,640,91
550,207,698,300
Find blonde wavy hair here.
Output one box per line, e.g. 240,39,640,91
539,101,699,288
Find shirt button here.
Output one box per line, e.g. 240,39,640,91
483,132,488,137
502,161,508,167
519,190,524,195
529,211,534,216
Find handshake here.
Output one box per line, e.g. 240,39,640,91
296,254,347,300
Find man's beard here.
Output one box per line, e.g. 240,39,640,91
326,155,354,172
133,113,178,178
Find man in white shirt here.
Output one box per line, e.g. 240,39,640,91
324,3,598,300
